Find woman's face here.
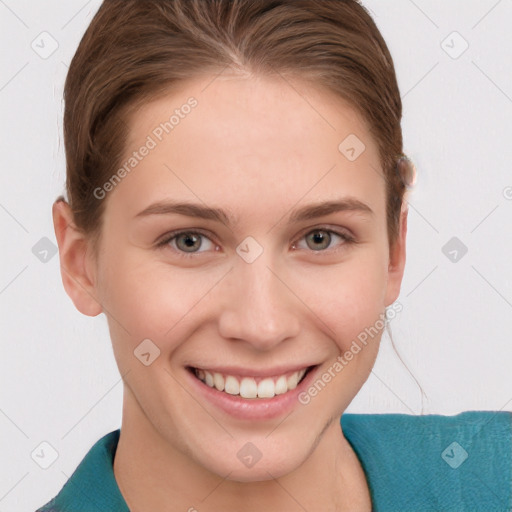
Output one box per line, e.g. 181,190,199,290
84,73,406,480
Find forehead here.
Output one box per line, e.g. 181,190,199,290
107,73,385,225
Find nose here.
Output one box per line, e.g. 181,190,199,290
217,252,301,351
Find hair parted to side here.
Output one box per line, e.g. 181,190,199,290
63,0,415,255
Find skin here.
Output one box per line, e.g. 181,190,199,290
53,72,407,511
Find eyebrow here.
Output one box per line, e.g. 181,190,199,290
134,197,374,225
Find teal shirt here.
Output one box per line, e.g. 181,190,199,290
36,411,512,511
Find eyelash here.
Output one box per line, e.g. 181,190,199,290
155,226,356,259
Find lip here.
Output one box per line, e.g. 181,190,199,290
185,364,320,421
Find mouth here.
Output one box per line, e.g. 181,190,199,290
185,363,321,420
186,365,316,399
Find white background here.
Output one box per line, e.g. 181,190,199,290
1,0,511,510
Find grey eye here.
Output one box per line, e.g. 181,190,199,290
175,233,203,252
305,230,331,251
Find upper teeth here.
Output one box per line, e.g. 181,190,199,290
195,368,308,399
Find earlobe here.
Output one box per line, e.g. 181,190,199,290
52,199,103,317
384,206,408,307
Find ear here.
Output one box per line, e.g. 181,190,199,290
384,205,408,307
52,198,103,316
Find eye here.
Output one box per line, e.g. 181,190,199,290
156,230,217,256
292,228,355,252
156,226,356,258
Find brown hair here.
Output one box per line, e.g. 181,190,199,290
63,0,414,253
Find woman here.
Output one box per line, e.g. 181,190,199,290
37,0,511,510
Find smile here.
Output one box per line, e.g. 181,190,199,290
191,366,313,399
185,363,320,420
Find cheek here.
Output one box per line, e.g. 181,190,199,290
97,252,220,347
299,251,388,353
98,230,389,360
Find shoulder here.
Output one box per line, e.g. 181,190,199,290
35,429,128,512
341,410,512,512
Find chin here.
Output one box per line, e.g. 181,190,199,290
193,437,307,483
